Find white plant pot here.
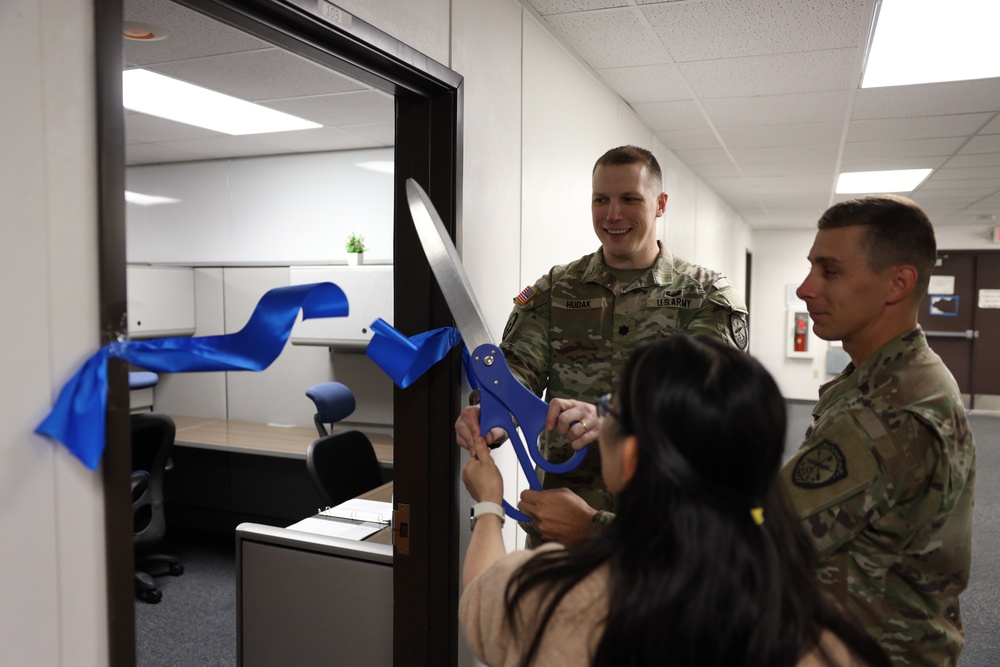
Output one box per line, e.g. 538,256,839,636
347,252,364,266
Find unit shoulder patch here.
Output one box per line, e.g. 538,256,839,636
730,312,748,350
791,440,848,489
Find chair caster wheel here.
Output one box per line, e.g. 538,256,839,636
139,589,162,604
169,563,184,576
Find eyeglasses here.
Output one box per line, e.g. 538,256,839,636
595,393,620,421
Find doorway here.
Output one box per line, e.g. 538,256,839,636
917,250,1000,410
98,0,464,664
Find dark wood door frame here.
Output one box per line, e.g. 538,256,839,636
96,1,463,664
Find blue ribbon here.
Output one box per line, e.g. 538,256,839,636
36,282,349,470
365,318,469,389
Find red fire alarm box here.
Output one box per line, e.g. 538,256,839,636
794,313,808,352
786,309,812,358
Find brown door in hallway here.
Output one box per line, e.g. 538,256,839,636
971,253,1000,409
918,250,1000,410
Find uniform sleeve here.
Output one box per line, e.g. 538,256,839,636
498,277,552,396
780,407,938,561
683,283,749,351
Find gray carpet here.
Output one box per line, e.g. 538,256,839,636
136,403,999,665
134,528,236,666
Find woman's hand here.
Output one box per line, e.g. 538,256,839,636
462,437,504,504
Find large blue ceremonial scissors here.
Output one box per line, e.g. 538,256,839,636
405,179,588,522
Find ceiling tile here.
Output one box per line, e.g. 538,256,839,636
672,147,732,166
641,0,866,62
544,8,668,69
852,80,1000,120
982,114,1000,134
125,110,219,144
838,156,949,172
718,123,842,149
918,177,1000,191
679,162,745,179
124,0,270,65
341,122,396,146
525,0,629,15
655,128,722,151
927,166,1000,182
701,91,849,127
597,64,691,103
631,100,709,131
841,137,965,160
264,90,395,127
678,49,858,98
847,114,995,143
959,135,1000,154
731,144,840,164
149,49,366,101
738,161,836,177
945,154,1000,169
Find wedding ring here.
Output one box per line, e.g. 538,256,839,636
580,421,589,432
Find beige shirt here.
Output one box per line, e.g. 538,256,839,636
460,544,870,667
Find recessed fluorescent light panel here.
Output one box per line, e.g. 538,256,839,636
122,69,322,135
836,169,933,194
862,0,1000,88
125,190,182,206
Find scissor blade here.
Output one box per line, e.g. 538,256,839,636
405,179,494,351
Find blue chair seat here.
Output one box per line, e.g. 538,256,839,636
129,372,159,390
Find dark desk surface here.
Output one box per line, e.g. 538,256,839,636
170,415,393,464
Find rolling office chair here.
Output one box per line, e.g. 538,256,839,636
306,431,385,508
305,381,357,438
131,412,183,604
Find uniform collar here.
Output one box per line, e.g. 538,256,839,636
583,242,673,289
817,327,927,402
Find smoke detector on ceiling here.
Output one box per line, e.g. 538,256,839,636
123,22,169,41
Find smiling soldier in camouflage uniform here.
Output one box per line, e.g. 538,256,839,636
455,145,748,548
781,195,976,666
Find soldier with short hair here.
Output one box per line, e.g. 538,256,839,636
455,145,749,547
781,195,976,666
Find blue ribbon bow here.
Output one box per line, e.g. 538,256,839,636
365,318,467,389
36,282,349,470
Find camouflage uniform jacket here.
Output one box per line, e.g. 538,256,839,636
501,244,748,539
780,328,976,667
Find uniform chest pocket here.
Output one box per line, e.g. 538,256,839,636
551,297,608,362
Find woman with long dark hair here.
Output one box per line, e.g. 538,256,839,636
459,334,891,667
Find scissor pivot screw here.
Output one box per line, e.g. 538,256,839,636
474,356,481,362
484,355,495,366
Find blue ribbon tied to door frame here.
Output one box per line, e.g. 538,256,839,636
35,282,349,470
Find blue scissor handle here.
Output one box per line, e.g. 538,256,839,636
470,343,588,522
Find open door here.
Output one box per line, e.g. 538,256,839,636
97,0,464,664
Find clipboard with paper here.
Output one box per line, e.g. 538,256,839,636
405,179,588,522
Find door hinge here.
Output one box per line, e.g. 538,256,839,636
393,503,410,555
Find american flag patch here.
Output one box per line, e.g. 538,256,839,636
514,285,537,305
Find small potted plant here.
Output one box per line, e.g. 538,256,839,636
345,232,366,266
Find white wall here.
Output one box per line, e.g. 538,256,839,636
748,229,826,401
127,148,394,264
0,0,107,665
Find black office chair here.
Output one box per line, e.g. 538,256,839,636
131,412,183,603
305,382,357,438
306,431,385,508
